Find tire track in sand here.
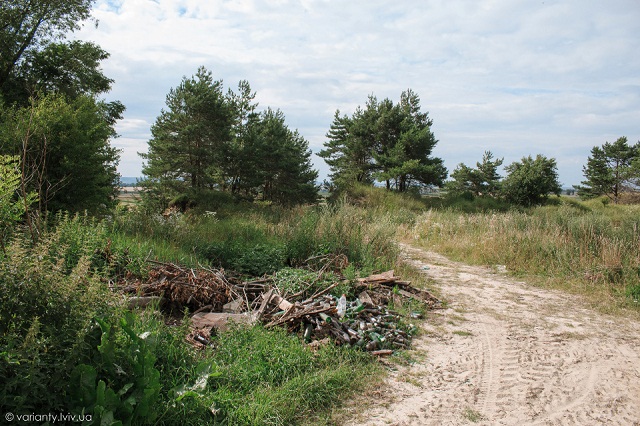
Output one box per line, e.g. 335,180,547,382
346,244,640,426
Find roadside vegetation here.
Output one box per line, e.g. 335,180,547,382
404,196,640,315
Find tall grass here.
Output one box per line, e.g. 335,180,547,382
111,197,400,277
407,198,640,310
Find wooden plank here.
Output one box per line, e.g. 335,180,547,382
191,312,256,332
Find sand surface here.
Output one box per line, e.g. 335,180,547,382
348,243,640,426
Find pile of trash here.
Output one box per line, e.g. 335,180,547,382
120,262,441,355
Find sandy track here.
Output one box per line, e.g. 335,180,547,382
348,244,640,426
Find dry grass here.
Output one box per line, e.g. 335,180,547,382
402,199,640,317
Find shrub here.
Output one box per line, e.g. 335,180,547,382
0,241,116,413
500,155,562,206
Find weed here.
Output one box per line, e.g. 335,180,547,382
69,313,162,424
463,407,485,422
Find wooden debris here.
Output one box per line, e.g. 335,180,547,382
223,298,244,313
371,349,394,357
355,270,442,309
191,312,256,332
120,262,268,312
127,295,163,309
118,265,440,354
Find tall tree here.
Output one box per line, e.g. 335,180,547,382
380,89,446,191
141,67,233,196
254,108,318,205
574,137,640,204
0,0,124,217
501,154,561,206
221,80,261,195
319,90,446,192
0,0,95,97
371,97,404,189
318,109,374,189
141,70,318,206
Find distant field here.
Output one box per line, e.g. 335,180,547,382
117,186,142,205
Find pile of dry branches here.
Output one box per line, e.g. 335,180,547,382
120,261,441,355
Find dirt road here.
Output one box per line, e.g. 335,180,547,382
349,244,640,426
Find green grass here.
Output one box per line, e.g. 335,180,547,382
206,325,381,425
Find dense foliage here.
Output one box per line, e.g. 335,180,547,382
575,136,640,204
447,151,504,198
0,0,96,97
500,155,562,206
0,155,37,251
319,89,447,192
446,152,561,207
141,67,318,207
1,94,122,214
0,201,397,425
0,0,123,216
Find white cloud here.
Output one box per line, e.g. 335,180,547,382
77,0,640,185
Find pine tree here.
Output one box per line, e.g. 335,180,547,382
318,109,375,189
254,108,318,205
320,90,446,192
221,80,260,195
140,67,232,197
575,137,640,204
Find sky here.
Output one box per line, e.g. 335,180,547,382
76,0,640,187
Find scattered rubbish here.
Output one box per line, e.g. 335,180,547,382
337,294,347,318
119,263,441,354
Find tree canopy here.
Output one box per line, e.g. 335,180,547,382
140,67,318,206
0,0,96,97
0,0,123,215
319,90,446,192
574,137,640,204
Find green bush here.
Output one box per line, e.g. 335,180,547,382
198,241,286,276
626,284,640,302
0,242,116,413
69,313,162,425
